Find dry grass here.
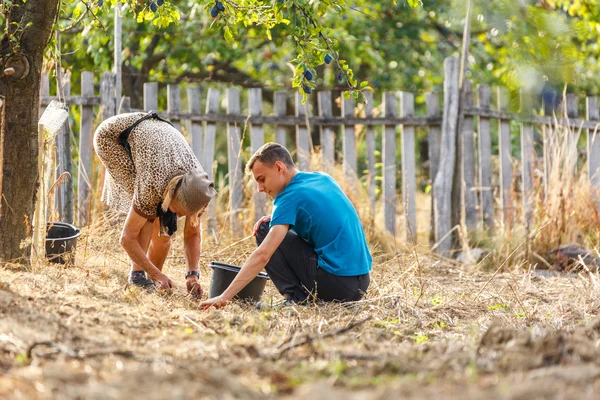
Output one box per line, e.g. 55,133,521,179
3,150,600,399
2,208,600,399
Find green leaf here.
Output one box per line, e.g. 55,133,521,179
224,27,234,42
407,0,420,7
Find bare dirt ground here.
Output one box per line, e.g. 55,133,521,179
2,218,600,399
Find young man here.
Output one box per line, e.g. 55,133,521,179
200,142,371,309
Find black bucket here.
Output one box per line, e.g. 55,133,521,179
209,261,269,302
45,222,81,264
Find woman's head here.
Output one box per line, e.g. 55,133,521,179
161,169,217,224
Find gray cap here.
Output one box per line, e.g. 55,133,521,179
174,169,217,215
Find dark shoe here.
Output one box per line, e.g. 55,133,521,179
256,299,299,310
129,271,156,290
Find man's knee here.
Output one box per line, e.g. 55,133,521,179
255,221,270,245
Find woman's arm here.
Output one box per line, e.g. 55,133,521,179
120,205,173,288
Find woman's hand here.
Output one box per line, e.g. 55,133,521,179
186,275,203,298
151,272,173,290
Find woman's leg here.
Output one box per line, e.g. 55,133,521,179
148,218,171,271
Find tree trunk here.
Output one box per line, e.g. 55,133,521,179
0,0,60,262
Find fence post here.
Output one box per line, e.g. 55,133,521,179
295,93,311,171
497,87,513,229
400,92,417,243
274,91,287,147
167,84,181,131
477,84,494,230
39,71,50,118
118,97,131,114
203,88,220,236
100,72,116,120
382,92,397,236
426,92,441,244
187,87,203,165
78,71,94,226
461,81,478,231
249,88,266,222
341,96,357,184
520,90,535,231
364,91,376,218
318,91,335,173
433,57,459,255
143,82,158,112
55,72,73,224
227,88,243,236
586,96,600,212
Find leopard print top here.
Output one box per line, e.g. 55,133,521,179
93,112,203,219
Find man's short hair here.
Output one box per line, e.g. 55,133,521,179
246,142,296,174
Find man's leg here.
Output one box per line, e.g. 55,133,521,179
256,222,318,303
148,218,171,271
314,269,370,302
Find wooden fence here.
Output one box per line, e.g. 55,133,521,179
39,56,600,254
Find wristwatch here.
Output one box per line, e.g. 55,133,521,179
185,270,200,279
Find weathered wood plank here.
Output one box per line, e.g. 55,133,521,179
426,92,441,244
461,81,478,231
118,97,131,114
227,88,243,236
203,88,220,236
143,82,158,112
342,96,357,184
400,91,417,243
477,84,494,230
39,72,50,117
382,92,397,236
78,71,94,226
187,87,203,164
433,57,460,255
520,90,535,230
167,84,181,131
249,88,266,222
497,87,513,228
318,91,335,173
55,72,73,224
274,91,287,146
295,93,311,171
364,91,376,217
587,97,600,212
100,72,116,120
41,96,101,106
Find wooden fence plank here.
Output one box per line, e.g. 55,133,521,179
364,91,376,217
433,57,460,255
295,93,310,171
118,97,131,114
249,88,266,222
400,91,417,243
586,96,600,211
227,87,243,236
318,91,335,173
520,90,535,230
167,84,181,131
39,71,50,117
274,91,287,147
78,71,94,226
382,92,397,236
143,82,158,112
426,92,440,244
187,87,203,165
100,72,116,120
497,87,513,228
342,96,357,184
477,84,494,230
461,81,478,231
203,88,220,236
55,72,73,224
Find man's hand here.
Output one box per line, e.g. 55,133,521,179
151,272,174,290
186,275,203,298
199,295,229,310
253,216,271,236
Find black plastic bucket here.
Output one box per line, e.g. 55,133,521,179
209,261,269,302
45,222,81,264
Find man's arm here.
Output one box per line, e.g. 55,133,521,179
120,206,172,288
200,224,289,309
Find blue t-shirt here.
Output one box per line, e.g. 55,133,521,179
270,171,372,276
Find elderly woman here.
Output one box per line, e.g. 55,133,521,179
94,111,216,295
